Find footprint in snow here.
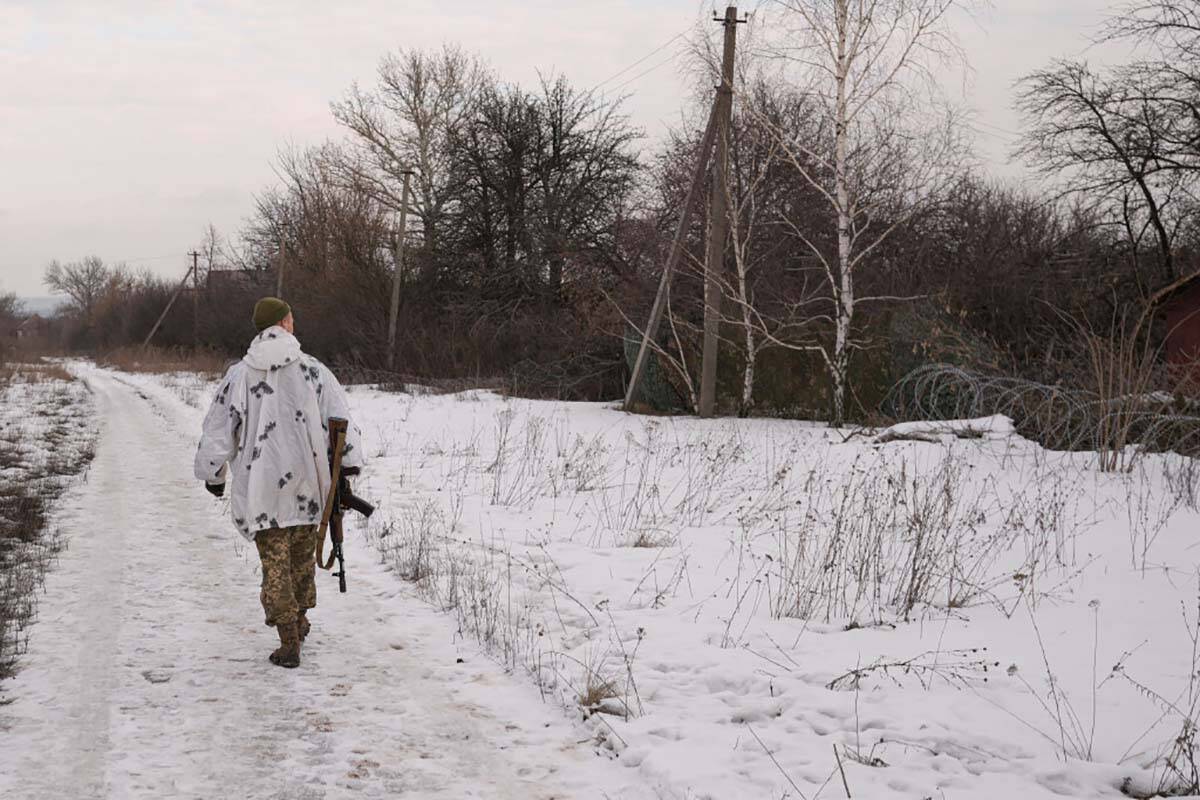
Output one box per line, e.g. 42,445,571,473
141,669,172,684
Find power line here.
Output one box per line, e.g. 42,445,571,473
591,27,691,94
967,123,1020,143
970,119,1023,139
978,120,1021,136
107,252,189,265
605,51,683,96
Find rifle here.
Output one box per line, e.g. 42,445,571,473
316,416,376,593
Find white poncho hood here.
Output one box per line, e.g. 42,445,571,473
194,327,363,540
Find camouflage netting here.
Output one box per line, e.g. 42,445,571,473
623,330,688,412
886,304,1009,380
622,304,1014,420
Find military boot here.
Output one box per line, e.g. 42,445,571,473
269,622,301,668
298,611,311,642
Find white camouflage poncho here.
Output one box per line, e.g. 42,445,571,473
194,326,364,540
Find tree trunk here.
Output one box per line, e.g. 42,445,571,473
737,234,756,414
741,343,756,416
548,252,564,298
832,0,852,428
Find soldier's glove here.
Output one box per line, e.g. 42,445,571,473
205,481,225,498
342,467,361,477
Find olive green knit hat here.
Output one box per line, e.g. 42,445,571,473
252,297,291,332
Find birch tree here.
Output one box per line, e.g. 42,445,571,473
720,85,822,414
760,0,969,425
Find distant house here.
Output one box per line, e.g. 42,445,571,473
1161,274,1200,386
206,268,276,293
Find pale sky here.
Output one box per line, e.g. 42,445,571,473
1,0,1118,297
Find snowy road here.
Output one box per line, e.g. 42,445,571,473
0,370,652,800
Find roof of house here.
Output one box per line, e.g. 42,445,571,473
206,268,275,291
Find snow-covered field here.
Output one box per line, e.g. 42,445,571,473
338,385,1200,799
7,363,1200,799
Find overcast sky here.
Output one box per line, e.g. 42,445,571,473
1,0,1118,297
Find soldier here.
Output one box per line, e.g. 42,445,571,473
195,297,364,668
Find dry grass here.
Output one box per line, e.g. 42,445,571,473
0,488,47,542
629,528,674,548
100,345,228,378
577,668,622,711
0,371,98,682
0,361,75,384
334,367,511,395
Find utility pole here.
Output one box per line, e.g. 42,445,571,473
188,250,200,348
276,232,286,298
387,170,413,372
142,261,197,351
699,5,743,418
623,106,719,411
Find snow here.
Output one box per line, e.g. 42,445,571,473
0,367,657,799
0,366,95,487
874,414,1016,442
5,364,1200,799
338,389,1200,799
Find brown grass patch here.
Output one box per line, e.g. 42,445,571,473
578,670,621,710
100,345,228,378
0,361,75,384
628,528,674,548
336,368,510,395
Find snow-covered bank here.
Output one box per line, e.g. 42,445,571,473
132,369,1200,799
0,362,97,681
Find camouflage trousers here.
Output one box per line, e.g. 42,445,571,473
253,525,318,627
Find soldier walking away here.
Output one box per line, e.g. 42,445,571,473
195,297,364,668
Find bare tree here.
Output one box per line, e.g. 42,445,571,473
530,75,642,296
0,291,22,321
44,256,111,323
1105,0,1200,62
331,45,488,273
756,0,970,425
197,223,226,283
1016,63,1194,291
1018,1,1200,294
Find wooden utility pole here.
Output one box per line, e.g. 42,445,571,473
623,105,719,411
142,261,196,351
387,170,413,372
275,233,286,298
188,250,200,347
699,6,742,418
